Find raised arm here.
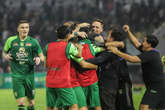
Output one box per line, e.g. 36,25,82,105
123,25,141,49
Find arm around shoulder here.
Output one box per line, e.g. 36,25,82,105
108,46,141,63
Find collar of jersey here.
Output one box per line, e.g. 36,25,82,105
79,39,91,44
17,35,30,41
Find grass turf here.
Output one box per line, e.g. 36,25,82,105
0,86,145,110
0,88,46,110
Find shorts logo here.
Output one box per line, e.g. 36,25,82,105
26,43,32,46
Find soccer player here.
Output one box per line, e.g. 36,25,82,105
76,20,105,110
64,22,90,110
45,24,97,110
109,25,165,110
2,20,44,110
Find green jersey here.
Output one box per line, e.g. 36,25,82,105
79,39,102,56
3,35,42,77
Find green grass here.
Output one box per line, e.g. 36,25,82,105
132,85,146,110
0,88,46,110
0,86,146,110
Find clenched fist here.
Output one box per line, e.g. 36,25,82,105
123,25,130,32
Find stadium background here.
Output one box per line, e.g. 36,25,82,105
0,0,165,110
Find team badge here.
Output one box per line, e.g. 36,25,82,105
19,47,26,53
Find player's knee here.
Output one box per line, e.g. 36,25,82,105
79,106,88,110
94,106,102,110
17,97,25,105
69,104,79,110
140,104,149,110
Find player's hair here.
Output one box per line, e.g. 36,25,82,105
56,24,76,39
146,35,159,48
17,19,29,27
111,30,123,41
92,18,104,28
110,25,125,41
109,24,121,31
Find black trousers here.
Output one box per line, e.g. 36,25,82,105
99,86,117,110
115,81,135,110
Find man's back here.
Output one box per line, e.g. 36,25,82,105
46,41,72,88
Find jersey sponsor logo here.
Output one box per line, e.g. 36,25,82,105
13,42,18,46
26,43,32,46
16,47,28,63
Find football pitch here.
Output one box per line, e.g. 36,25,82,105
0,86,145,110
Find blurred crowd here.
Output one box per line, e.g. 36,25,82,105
0,0,165,73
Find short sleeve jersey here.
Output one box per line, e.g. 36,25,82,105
137,49,165,90
3,35,42,77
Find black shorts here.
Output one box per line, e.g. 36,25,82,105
141,89,165,109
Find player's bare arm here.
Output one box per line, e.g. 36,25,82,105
105,41,125,48
108,46,141,63
33,51,45,66
2,51,13,61
38,53,45,62
72,23,89,38
123,25,141,48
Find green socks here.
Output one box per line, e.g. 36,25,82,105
18,105,25,110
